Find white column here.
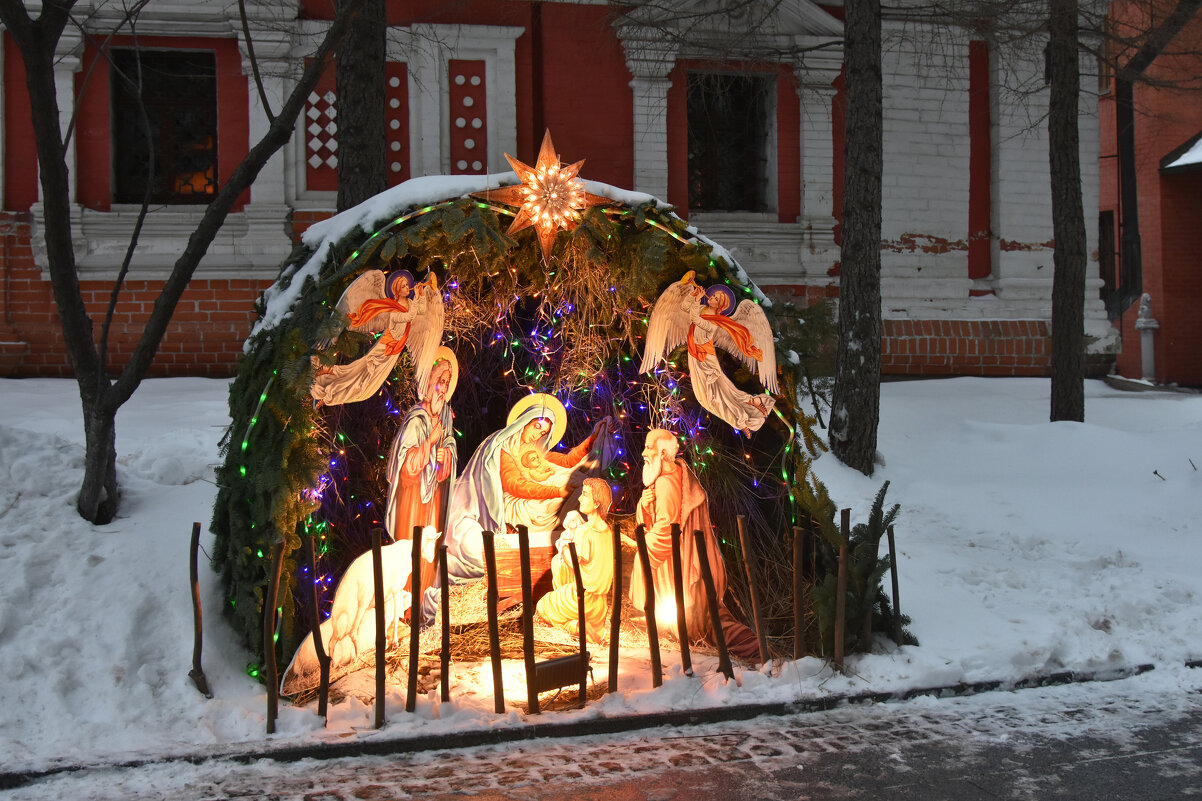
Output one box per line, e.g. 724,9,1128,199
233,11,292,207
794,50,841,233
619,37,677,201
53,29,83,205
228,3,295,268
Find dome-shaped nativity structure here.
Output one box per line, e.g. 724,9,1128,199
210,134,826,695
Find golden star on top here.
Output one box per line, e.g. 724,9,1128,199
472,130,610,264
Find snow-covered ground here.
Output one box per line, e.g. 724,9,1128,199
1,376,1200,775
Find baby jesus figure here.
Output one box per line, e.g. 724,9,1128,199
534,477,615,642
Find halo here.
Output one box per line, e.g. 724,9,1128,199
507,393,567,451
385,269,416,300
429,346,459,400
704,285,737,316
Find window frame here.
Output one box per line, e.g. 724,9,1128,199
109,47,219,206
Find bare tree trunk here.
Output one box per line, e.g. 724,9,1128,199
335,0,386,212
0,0,362,523
1048,0,1086,423
829,0,883,475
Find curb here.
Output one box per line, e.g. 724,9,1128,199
0,662,1159,791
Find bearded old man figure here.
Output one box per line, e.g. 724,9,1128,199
631,428,761,663
384,347,458,544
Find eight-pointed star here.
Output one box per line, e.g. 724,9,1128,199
472,130,610,264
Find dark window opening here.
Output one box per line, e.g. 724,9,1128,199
111,48,218,205
686,72,772,213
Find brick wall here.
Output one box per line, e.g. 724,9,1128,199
0,212,269,378
882,319,1050,376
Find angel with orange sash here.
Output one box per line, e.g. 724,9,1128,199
310,269,445,407
640,272,778,435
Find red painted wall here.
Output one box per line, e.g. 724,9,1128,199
534,2,633,188
3,33,38,211
1101,3,1202,386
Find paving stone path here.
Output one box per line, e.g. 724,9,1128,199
9,673,1202,800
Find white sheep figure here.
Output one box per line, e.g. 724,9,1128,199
280,527,438,696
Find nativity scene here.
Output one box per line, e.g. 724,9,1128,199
213,131,830,713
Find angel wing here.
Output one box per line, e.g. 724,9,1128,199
335,270,391,334
710,300,779,395
406,285,446,397
638,280,696,375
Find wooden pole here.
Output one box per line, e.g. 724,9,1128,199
669,524,692,676
736,515,769,665
887,524,903,646
792,525,808,660
263,536,285,735
518,525,540,714
834,509,849,674
306,536,331,720
607,521,622,693
812,534,821,656
693,529,733,680
634,524,662,687
568,541,587,706
481,530,505,714
188,522,211,698
371,528,386,729
406,526,421,713
439,539,450,703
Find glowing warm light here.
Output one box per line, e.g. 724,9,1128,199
472,130,609,264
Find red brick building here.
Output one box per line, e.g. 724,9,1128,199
0,0,1117,378
1099,3,1202,387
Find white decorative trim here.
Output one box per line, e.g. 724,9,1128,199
395,24,523,178
31,203,292,280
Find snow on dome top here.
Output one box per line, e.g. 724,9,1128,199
250,173,674,342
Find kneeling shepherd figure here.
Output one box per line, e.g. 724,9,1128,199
535,477,614,642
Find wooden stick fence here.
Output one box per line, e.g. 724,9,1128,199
792,525,808,660
188,522,211,698
482,530,505,714
518,525,539,714
608,521,622,692
634,524,662,687
693,529,733,680
406,527,421,713
669,524,691,676
888,524,903,646
834,509,849,674
371,529,386,729
736,515,769,665
263,536,285,734
305,536,331,720
568,541,588,706
439,538,451,703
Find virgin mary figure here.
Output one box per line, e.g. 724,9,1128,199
441,393,612,586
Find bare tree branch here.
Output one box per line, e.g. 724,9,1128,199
239,0,277,124
110,0,365,408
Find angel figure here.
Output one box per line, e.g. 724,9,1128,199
639,271,778,435
310,269,445,407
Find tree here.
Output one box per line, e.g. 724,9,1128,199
1048,0,1088,422
828,0,883,474
335,0,387,211
0,0,363,523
